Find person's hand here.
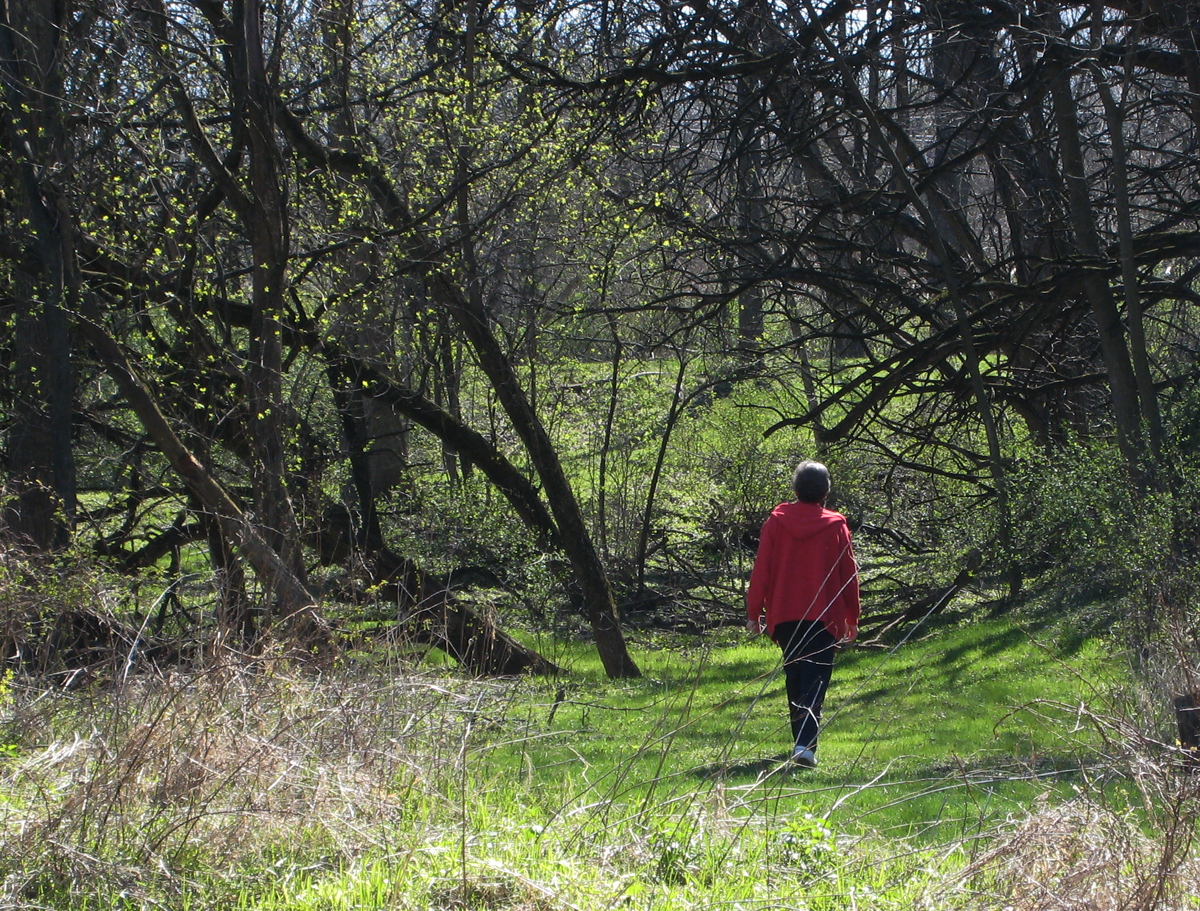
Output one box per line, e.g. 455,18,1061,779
746,616,763,636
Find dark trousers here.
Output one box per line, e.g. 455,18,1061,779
772,619,837,751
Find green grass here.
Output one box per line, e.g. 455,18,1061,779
479,614,1119,846
3,612,1177,911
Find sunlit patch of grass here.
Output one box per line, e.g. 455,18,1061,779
493,614,1120,843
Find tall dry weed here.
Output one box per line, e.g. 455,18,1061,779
940,700,1200,911
0,660,510,905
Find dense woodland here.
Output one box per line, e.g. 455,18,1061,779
3,0,1200,683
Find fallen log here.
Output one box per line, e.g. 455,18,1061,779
858,549,981,644
370,548,559,676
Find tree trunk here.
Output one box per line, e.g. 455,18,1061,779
1090,7,1162,457
309,329,562,550
429,274,641,679
137,0,311,625
735,0,765,356
598,313,622,563
0,0,78,549
1048,55,1144,471
237,0,308,590
79,317,327,645
277,108,641,679
635,350,688,592
806,2,1014,578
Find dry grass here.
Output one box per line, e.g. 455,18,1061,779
937,701,1200,911
960,800,1191,910
0,658,510,906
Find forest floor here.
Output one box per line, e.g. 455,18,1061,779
2,603,1196,910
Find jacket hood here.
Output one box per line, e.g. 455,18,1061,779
768,501,844,542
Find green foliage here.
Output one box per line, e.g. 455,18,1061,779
1008,440,1142,595
775,809,838,878
0,671,16,761
1005,432,1200,650
670,381,811,530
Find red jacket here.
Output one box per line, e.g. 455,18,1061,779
746,501,860,641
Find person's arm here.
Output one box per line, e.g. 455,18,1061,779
745,517,776,635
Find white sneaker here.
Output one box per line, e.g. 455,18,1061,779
791,746,817,768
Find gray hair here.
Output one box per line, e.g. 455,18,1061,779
791,461,831,504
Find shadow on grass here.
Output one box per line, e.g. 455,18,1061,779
689,746,1097,802
690,753,796,779
899,752,1092,784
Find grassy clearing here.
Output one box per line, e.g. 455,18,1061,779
485,613,1121,839
4,609,1196,910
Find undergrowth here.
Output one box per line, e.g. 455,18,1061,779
1,613,1198,910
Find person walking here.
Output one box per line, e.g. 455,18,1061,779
746,461,860,768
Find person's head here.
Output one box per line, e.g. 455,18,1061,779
791,460,831,504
